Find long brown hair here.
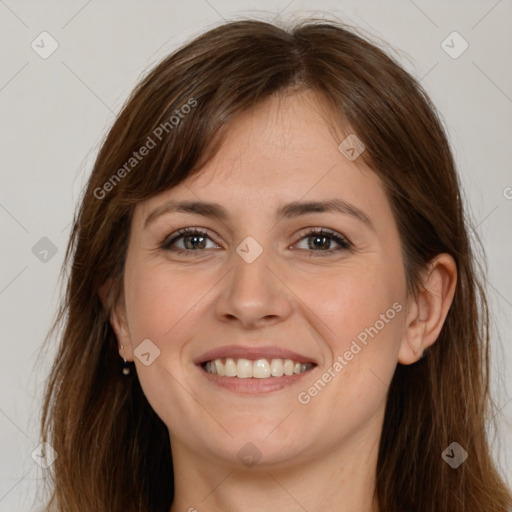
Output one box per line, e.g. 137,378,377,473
40,17,512,511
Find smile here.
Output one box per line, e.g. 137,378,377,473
203,357,315,379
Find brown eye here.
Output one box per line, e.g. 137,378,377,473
294,228,351,255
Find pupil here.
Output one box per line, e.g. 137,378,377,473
310,235,329,250
186,235,205,250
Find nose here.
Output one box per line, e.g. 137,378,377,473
214,243,293,330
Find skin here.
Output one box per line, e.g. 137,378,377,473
106,89,457,512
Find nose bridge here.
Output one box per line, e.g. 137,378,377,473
233,235,271,289
215,234,291,327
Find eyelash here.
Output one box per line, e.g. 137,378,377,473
159,227,352,257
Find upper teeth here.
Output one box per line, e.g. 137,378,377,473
204,358,313,379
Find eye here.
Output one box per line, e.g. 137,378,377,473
160,227,219,254
293,228,352,256
160,227,352,257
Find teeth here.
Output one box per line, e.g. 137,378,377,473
236,358,253,379
253,359,271,378
283,359,294,375
203,357,314,378
214,359,225,376
225,358,237,377
270,358,283,377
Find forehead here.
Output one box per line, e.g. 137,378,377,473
135,90,391,230
191,90,353,184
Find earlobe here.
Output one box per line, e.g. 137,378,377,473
110,301,134,361
398,253,457,365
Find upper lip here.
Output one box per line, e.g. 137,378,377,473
195,345,318,365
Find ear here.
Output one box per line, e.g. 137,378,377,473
98,278,134,361
398,253,457,365
98,278,111,308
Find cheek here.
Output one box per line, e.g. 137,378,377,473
298,257,405,403
297,275,403,425
124,260,207,344
301,259,405,354
122,261,211,427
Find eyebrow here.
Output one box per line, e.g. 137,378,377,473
144,198,375,232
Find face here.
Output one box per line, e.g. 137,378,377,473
114,90,410,470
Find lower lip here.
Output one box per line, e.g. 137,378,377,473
198,364,316,394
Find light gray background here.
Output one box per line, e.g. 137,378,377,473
1,1,511,510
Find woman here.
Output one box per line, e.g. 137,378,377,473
40,17,512,512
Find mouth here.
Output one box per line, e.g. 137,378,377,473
202,357,315,378
195,345,317,393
